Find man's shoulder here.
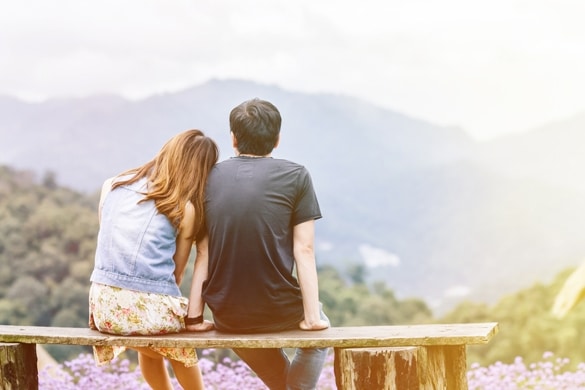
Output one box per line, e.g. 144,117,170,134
272,158,308,171
214,157,307,169
212,158,238,171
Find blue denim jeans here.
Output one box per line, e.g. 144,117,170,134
233,307,330,390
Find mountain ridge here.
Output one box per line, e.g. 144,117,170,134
2,79,584,314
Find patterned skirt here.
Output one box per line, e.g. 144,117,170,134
88,283,198,367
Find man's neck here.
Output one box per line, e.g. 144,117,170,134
237,153,271,158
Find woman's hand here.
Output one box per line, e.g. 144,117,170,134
185,320,215,332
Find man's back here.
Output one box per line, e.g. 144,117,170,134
202,156,321,333
194,98,330,389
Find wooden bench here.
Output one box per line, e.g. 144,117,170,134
0,322,498,389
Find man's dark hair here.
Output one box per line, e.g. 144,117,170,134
230,98,281,156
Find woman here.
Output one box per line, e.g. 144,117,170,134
89,129,218,390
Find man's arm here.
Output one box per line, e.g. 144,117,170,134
185,235,214,331
294,220,329,330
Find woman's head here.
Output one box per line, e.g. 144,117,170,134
151,129,218,195
115,129,219,236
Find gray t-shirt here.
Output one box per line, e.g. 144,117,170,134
202,156,322,333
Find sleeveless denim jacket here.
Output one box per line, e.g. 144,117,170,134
90,177,181,296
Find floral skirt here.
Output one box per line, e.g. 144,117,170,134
88,283,197,367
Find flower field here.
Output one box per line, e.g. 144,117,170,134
39,350,585,389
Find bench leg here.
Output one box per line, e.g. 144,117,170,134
418,345,467,390
0,343,38,390
334,345,468,390
334,346,420,389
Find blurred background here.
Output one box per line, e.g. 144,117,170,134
1,0,585,368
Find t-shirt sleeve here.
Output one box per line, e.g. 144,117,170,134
292,168,322,225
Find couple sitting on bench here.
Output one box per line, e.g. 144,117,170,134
89,98,329,390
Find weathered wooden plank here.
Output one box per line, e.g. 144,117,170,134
0,343,38,390
0,323,498,349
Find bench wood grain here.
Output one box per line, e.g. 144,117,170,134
0,322,498,349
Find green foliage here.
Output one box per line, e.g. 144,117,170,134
0,166,99,346
0,300,28,325
318,264,433,326
441,267,585,369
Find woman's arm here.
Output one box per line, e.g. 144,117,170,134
185,235,214,331
173,202,195,286
97,177,114,223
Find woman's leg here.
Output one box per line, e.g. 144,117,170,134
169,359,205,390
135,348,173,390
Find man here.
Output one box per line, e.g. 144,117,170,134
201,98,329,389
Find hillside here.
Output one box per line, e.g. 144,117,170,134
1,79,585,313
473,112,585,193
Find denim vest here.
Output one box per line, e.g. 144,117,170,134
90,177,181,296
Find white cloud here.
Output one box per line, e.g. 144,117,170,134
443,285,471,298
317,241,333,252
358,244,400,268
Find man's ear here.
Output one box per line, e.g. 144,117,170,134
273,134,280,149
231,132,238,149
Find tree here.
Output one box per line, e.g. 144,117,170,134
318,263,433,327
6,276,50,325
346,263,367,285
42,171,58,190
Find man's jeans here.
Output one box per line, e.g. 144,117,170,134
233,308,330,390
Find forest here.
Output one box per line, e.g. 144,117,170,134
1,164,584,369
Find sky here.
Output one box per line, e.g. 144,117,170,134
2,0,585,140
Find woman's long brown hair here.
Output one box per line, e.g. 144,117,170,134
112,129,219,240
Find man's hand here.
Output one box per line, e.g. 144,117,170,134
299,319,329,331
185,320,215,332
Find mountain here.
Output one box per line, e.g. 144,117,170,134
474,113,585,192
2,79,584,314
